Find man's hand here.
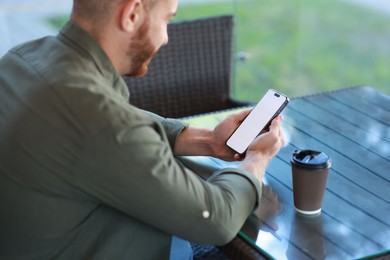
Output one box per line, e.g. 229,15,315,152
238,115,286,180
247,115,285,160
174,109,285,170
210,109,251,161
173,109,251,158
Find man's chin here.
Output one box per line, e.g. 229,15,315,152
134,66,149,77
125,65,149,77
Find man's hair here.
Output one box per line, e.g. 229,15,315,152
72,0,156,29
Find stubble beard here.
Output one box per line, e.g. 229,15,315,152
125,17,158,77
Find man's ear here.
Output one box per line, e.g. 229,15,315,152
120,0,143,33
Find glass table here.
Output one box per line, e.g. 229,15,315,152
181,86,390,259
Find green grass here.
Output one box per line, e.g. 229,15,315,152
49,0,390,100
175,0,390,100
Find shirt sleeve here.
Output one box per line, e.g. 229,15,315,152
142,110,189,149
72,105,262,245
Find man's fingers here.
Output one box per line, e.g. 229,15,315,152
268,116,282,133
267,115,286,146
273,115,284,125
234,153,244,161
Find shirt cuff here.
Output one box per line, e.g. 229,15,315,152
208,168,263,211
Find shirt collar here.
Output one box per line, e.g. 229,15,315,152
57,20,129,99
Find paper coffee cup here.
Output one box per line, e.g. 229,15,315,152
291,150,332,215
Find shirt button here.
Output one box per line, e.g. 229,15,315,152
202,211,210,219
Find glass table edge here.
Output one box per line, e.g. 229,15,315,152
238,230,390,260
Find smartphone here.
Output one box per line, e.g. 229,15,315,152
226,89,289,154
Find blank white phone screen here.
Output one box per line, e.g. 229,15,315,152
226,89,287,154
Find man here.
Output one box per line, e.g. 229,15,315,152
0,0,285,259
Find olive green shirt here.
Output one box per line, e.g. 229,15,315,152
0,21,262,259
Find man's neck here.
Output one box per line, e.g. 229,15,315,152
71,16,126,76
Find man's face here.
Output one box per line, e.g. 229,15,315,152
126,0,178,77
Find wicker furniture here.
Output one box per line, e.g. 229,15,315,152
124,15,249,118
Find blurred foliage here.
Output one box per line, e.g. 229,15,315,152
176,0,390,100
